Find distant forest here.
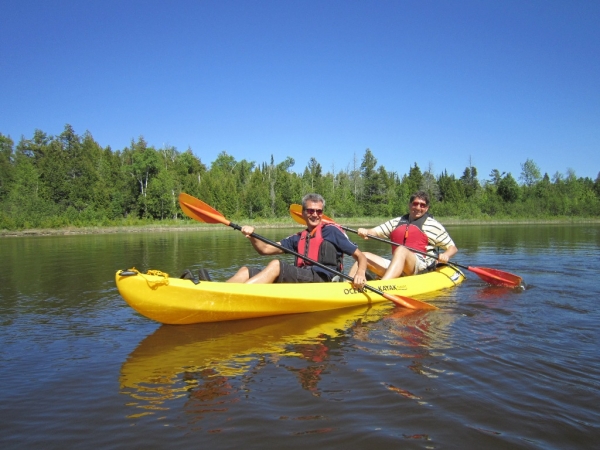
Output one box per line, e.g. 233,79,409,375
1,124,599,230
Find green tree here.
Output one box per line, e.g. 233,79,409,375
146,169,177,220
204,151,240,217
331,169,359,217
520,159,542,187
176,149,207,200
68,130,103,213
489,169,504,187
4,141,59,228
497,173,520,203
349,152,362,210
93,147,126,220
360,149,381,215
420,163,440,201
273,157,300,216
126,137,160,218
437,170,463,203
244,167,271,218
303,157,323,193
0,134,14,201
405,163,422,195
460,164,480,198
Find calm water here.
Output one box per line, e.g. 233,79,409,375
0,224,599,449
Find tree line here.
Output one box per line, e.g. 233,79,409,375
1,125,599,230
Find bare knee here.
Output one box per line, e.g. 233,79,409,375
247,260,280,284
365,253,390,277
227,266,251,283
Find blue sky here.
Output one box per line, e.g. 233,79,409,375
2,0,599,182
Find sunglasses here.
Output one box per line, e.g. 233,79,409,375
304,208,323,215
411,201,428,208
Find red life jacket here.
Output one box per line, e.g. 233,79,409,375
389,214,429,254
296,223,343,270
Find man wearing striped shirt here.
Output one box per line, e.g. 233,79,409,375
349,191,458,280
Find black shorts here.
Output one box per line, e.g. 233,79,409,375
247,260,329,283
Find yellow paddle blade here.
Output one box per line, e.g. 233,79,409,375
179,193,229,225
289,204,306,225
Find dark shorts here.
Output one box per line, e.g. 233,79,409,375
248,260,329,283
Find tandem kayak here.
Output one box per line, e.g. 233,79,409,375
115,265,465,325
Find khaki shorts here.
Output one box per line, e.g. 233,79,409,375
413,254,433,274
248,260,330,283
379,253,434,275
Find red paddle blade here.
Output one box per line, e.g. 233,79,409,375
468,266,523,288
179,193,229,225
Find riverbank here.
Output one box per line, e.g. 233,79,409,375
2,217,598,237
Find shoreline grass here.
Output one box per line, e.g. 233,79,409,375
2,216,599,237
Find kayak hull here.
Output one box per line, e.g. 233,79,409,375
115,265,464,325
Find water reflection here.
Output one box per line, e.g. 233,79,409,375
120,303,453,420
121,306,366,416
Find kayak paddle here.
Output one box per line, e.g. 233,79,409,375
179,193,437,310
289,204,523,288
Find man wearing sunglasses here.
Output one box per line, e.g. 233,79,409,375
226,193,368,288
349,191,458,280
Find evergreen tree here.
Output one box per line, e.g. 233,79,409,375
0,134,14,201
303,157,323,193
460,165,480,198
360,149,382,216
405,163,422,195
437,170,462,203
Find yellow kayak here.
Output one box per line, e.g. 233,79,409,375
115,265,465,324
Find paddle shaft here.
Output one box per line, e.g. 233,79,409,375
288,204,522,288
181,199,364,287
288,205,442,264
180,195,438,309
338,224,459,265
227,222,395,299
338,224,523,286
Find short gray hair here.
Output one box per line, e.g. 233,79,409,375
302,193,325,209
410,191,430,206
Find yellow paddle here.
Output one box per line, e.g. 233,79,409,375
289,204,523,288
179,193,437,310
